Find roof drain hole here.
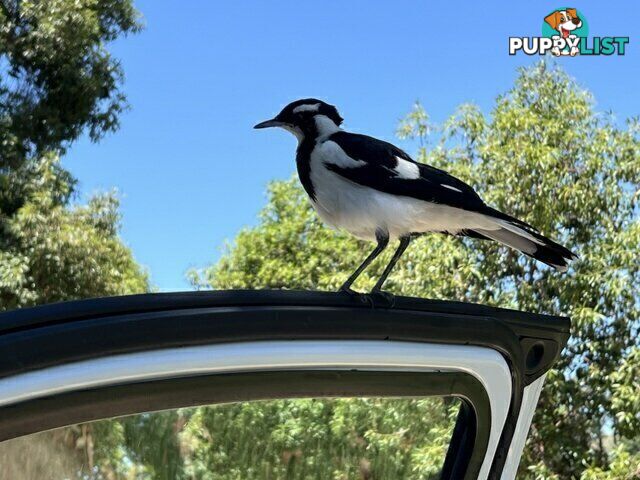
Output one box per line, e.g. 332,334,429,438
526,342,545,371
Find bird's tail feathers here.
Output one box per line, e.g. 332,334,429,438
468,212,577,272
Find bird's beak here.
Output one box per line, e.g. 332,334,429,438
254,118,284,129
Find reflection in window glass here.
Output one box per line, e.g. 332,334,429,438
0,397,460,480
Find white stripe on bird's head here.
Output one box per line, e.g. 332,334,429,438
293,103,321,114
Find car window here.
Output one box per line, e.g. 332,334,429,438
0,396,461,480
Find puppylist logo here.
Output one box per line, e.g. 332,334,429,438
510,8,629,56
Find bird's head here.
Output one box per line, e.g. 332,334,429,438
254,98,343,140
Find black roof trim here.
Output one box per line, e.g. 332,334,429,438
0,289,569,336
0,290,570,386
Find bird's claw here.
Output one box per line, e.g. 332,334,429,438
369,290,396,308
339,285,357,296
338,287,396,308
339,286,374,307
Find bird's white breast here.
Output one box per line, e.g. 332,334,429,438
307,140,500,241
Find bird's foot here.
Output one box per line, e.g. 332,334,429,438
369,290,396,308
339,286,374,307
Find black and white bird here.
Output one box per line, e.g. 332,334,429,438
255,99,576,296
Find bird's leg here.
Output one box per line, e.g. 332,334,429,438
339,230,389,293
370,235,412,296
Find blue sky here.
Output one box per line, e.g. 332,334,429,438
63,1,639,291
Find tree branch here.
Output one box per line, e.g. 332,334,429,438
0,1,12,21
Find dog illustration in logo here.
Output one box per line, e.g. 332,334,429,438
544,8,582,56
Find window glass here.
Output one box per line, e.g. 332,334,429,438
0,397,461,480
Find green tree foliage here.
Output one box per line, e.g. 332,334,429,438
122,412,186,480
0,0,146,310
2,397,458,480
0,0,142,168
0,154,148,309
189,62,639,479
0,0,148,476
180,398,457,480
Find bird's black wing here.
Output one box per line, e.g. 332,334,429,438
324,132,577,269
326,132,539,231
324,131,487,213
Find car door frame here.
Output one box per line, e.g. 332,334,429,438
0,290,570,480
